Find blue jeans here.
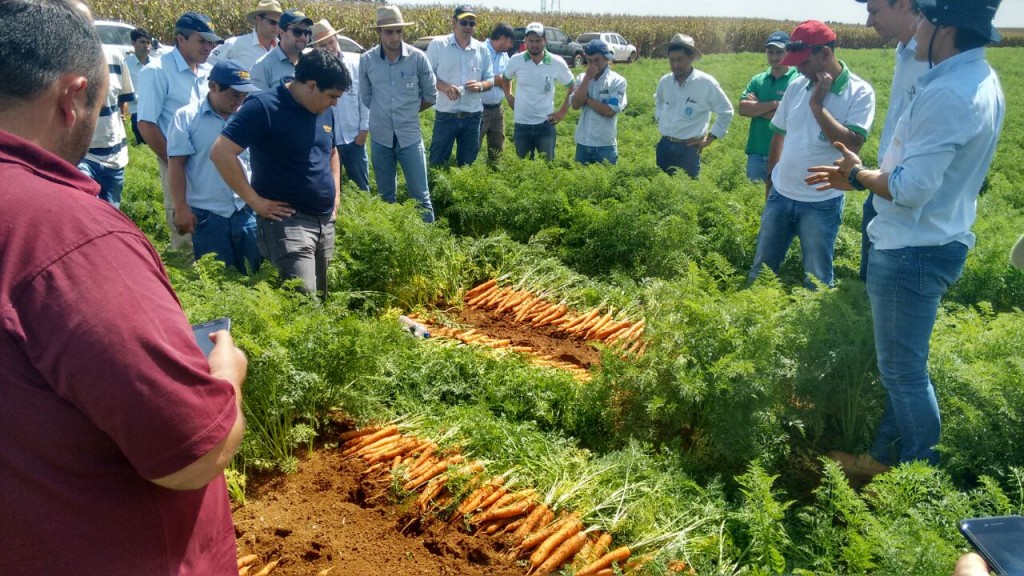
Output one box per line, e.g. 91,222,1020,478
338,142,370,191
575,144,618,165
746,153,769,181
860,193,877,281
513,121,556,160
866,242,968,466
77,158,125,208
429,111,482,167
191,206,262,275
256,212,336,298
371,138,434,223
656,137,700,178
748,187,844,288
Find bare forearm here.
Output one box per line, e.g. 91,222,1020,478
739,100,777,118
138,121,167,161
570,79,589,110
167,157,188,210
811,104,864,153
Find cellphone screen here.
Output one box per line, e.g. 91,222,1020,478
191,317,231,357
960,516,1024,575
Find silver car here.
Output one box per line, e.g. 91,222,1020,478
576,32,637,63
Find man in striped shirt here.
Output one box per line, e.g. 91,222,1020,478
78,43,134,207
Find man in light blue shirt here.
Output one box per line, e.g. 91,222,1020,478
137,12,222,251
125,27,152,145
810,0,1005,476
312,19,371,191
570,39,626,165
250,10,312,90
425,5,494,167
167,60,262,274
854,0,930,280
359,6,437,222
480,23,513,160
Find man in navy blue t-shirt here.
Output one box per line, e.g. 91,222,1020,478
212,49,351,299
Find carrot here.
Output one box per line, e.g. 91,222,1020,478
514,297,545,322
363,437,419,463
474,485,509,513
512,504,552,542
529,517,583,568
457,476,504,515
339,426,381,442
239,567,250,576
592,570,614,576
252,559,280,576
535,305,568,327
594,319,631,341
237,554,258,569
341,426,400,456
464,278,497,299
417,477,449,510
404,455,463,490
405,442,437,475
583,311,614,340
315,567,335,576
472,498,535,525
466,283,499,307
520,515,575,552
562,308,599,334
532,530,588,575
574,546,631,576
590,532,613,560
483,287,513,309
350,435,404,459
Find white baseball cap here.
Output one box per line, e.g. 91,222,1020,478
525,22,544,37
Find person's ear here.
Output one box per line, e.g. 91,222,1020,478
56,74,91,128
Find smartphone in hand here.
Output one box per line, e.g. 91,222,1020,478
191,317,231,357
959,515,1024,575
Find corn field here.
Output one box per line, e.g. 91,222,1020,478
91,0,1024,56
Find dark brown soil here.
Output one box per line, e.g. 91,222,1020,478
233,448,527,575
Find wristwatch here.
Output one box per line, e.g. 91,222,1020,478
847,165,867,191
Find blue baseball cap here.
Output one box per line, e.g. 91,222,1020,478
175,12,223,43
765,30,789,48
584,39,614,59
210,60,260,92
279,9,314,29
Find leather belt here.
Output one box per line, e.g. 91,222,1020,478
438,111,482,119
483,103,502,110
662,136,690,144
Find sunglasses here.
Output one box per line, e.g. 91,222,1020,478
259,15,279,26
459,19,477,27
784,40,827,52
290,27,312,37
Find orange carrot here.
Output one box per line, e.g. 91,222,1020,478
339,426,382,442
464,278,497,299
474,485,509,512
466,283,499,306
533,530,588,575
535,305,568,327
592,570,614,576
457,476,504,515
252,559,280,576
520,515,575,553
590,532,613,560
575,546,632,576
239,567,250,576
405,443,437,475
512,504,552,542
472,498,535,525
417,477,449,510
341,426,400,455
530,517,583,567
564,308,600,334
237,554,258,569
583,311,614,339
404,455,463,490
594,319,632,341
363,437,419,463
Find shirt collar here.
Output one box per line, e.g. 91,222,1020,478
0,129,101,197
523,49,552,65
919,47,986,88
379,42,411,61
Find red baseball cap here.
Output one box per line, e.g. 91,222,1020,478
780,20,836,67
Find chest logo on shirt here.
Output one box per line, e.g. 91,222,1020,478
544,76,553,93
818,130,828,143
684,106,694,117
323,125,333,134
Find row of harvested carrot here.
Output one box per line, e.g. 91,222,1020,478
235,555,279,576
407,318,593,382
463,279,648,357
342,424,638,576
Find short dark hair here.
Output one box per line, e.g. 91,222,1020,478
294,48,352,92
667,44,693,58
0,0,105,106
131,27,151,42
490,23,514,41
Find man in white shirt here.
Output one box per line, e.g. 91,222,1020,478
653,33,733,178
853,0,929,281
503,22,574,160
747,20,875,289
570,39,626,165
208,0,283,70
426,4,494,167
79,44,134,208
125,27,151,145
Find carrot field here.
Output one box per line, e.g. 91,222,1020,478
106,4,1024,571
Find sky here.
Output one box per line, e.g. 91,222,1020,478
401,0,1024,29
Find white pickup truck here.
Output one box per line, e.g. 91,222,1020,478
576,32,638,63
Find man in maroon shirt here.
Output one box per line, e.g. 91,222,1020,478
0,1,247,574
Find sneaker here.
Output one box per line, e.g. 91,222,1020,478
826,451,891,480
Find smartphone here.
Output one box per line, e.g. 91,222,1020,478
191,317,231,357
959,515,1024,575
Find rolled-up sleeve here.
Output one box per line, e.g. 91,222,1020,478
418,53,437,104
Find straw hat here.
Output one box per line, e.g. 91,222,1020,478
312,19,343,46
245,0,283,27
666,33,702,61
376,6,416,28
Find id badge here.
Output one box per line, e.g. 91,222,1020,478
544,76,552,93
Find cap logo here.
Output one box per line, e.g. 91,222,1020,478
236,70,250,81
207,21,216,30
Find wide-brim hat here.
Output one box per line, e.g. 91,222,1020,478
245,0,283,27
665,33,702,61
376,6,416,28
917,0,1002,44
312,19,343,45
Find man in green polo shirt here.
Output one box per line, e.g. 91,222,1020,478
739,31,797,182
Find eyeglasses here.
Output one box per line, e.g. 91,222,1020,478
784,40,826,52
459,19,477,27
290,27,312,37
259,15,279,26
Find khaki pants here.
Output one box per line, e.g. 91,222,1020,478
480,105,505,159
157,157,192,251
